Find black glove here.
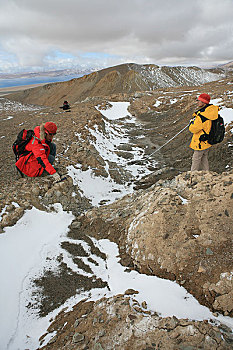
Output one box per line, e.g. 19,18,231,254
60,176,67,182
189,118,195,126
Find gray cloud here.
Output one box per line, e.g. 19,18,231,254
0,0,232,71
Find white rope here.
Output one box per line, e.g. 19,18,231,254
143,123,189,160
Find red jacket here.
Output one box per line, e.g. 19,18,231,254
15,126,56,177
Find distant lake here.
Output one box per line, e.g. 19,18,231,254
0,74,84,88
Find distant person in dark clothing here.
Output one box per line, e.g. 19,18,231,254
61,100,71,110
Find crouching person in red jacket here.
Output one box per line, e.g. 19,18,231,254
16,122,60,182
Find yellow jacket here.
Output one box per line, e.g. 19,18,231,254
189,104,219,150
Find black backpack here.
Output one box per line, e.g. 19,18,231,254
199,114,225,145
12,129,35,161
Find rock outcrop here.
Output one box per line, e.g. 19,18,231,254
39,294,233,350
73,171,233,316
0,176,91,233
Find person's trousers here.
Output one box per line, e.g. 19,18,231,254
47,142,56,165
191,148,209,171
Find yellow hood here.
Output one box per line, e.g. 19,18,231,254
198,105,219,120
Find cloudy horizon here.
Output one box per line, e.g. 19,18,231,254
0,0,233,74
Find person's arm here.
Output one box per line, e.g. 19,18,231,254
31,142,56,175
189,115,203,134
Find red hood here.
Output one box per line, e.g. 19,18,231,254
34,126,47,144
34,126,41,138
34,125,46,142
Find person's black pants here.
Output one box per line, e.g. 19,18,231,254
47,142,56,165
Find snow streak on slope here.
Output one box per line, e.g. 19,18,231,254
67,101,155,206
0,98,44,112
132,64,223,89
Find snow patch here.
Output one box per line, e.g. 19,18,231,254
0,204,74,350
220,107,233,125
153,100,162,107
96,101,133,121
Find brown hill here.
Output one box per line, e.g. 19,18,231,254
6,63,223,107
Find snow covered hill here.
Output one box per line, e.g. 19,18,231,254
132,63,223,88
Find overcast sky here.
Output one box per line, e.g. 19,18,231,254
0,0,233,73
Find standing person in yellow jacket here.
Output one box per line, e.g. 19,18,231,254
189,93,219,171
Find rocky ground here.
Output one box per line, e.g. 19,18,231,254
0,75,233,349
39,293,233,350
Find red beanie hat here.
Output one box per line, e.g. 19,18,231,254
198,93,210,104
44,122,57,134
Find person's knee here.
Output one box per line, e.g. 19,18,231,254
48,154,55,165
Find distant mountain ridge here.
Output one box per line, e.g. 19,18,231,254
6,63,224,107
0,68,95,80
220,61,233,68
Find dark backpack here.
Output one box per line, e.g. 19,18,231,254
199,114,225,145
12,129,35,161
